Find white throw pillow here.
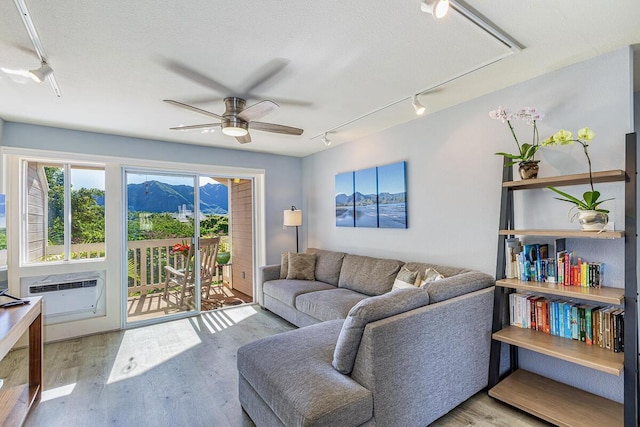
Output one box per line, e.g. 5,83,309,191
419,267,444,288
392,266,419,290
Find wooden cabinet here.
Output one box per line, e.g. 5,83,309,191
0,297,43,426
488,134,638,427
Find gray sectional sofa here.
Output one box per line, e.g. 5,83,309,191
237,248,495,427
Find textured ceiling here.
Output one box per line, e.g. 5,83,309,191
0,1,639,157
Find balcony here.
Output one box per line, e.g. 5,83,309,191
45,237,250,322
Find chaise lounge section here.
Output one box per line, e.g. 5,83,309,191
238,248,495,426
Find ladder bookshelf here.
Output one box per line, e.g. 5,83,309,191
487,133,638,427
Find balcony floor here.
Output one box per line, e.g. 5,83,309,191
127,284,252,323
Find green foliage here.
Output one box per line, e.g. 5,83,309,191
547,187,613,213
0,229,6,251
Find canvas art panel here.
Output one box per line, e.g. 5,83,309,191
354,167,378,228
335,172,355,227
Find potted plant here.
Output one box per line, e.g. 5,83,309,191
544,128,612,231
490,106,545,179
216,238,231,265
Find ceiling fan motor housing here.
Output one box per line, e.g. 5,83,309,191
221,97,249,136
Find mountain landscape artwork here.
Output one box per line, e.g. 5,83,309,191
335,161,407,229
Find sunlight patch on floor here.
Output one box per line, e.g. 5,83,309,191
106,320,202,384
41,383,76,402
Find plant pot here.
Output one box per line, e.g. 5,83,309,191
518,160,540,180
577,210,608,232
216,251,231,265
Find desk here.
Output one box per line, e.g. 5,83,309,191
0,297,42,426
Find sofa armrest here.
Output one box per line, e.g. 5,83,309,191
423,270,494,303
256,264,281,306
351,286,494,427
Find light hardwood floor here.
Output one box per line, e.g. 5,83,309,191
0,304,550,427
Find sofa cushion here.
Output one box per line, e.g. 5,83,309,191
264,279,336,307
306,248,346,286
332,287,430,374
423,271,494,303
237,320,373,427
296,288,369,322
286,252,317,281
338,254,404,296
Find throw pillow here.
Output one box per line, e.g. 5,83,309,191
279,252,290,279
332,287,430,374
419,267,444,288
391,266,419,290
286,252,317,281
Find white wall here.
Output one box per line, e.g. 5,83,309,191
1,123,302,341
302,47,633,402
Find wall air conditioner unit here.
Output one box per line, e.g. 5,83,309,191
21,271,106,324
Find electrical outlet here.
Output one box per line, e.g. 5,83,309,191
242,272,246,279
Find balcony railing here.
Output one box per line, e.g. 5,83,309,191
44,237,231,297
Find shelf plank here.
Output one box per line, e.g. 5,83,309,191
499,229,624,239
503,169,626,190
496,278,624,305
489,369,623,427
493,327,623,375
0,384,31,426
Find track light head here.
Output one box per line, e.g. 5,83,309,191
29,61,53,83
421,0,450,19
320,133,332,146
412,95,426,115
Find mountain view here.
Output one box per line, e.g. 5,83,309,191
126,181,228,214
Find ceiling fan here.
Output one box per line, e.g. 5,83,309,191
164,97,304,144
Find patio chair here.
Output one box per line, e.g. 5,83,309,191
163,237,220,307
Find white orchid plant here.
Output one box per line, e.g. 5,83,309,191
543,128,612,213
490,106,545,166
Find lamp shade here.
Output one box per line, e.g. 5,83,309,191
284,209,302,227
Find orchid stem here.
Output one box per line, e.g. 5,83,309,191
507,120,521,154
580,141,594,192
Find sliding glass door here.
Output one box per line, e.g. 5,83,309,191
124,171,199,325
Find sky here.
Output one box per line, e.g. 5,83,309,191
334,161,406,197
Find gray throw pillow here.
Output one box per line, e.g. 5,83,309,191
279,252,290,279
332,288,430,374
286,252,317,281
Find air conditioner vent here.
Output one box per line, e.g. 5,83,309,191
29,284,60,294
27,279,97,294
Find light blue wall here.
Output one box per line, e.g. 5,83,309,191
2,122,302,263
302,47,634,402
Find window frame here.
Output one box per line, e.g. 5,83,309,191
21,158,106,265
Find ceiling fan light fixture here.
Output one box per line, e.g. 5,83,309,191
412,95,426,115
28,61,52,83
320,133,332,146
421,0,449,19
221,118,249,137
221,126,248,137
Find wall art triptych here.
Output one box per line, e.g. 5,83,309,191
335,161,407,228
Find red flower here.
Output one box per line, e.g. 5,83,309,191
170,242,190,257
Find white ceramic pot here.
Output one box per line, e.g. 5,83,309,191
577,209,608,231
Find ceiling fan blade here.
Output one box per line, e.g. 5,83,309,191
237,100,279,122
163,99,223,120
162,60,234,94
250,121,304,136
169,123,220,131
235,133,252,144
241,58,290,96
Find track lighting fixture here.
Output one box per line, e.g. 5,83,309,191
320,133,332,146
28,61,52,83
421,0,450,19
412,95,426,115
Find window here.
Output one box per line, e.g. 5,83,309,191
23,160,105,263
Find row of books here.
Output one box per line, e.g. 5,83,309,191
505,239,604,287
509,292,624,353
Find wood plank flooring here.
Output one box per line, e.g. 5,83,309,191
0,304,551,427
